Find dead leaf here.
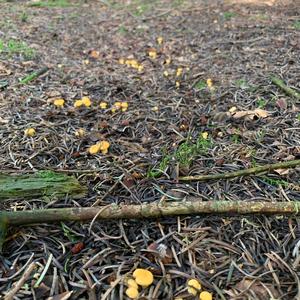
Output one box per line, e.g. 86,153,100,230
274,168,290,175
232,108,270,120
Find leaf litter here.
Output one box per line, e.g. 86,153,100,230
0,0,300,299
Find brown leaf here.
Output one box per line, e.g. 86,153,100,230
232,108,270,120
71,242,85,254
274,168,290,175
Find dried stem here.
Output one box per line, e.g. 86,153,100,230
178,159,300,182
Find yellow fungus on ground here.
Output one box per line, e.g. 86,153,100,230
165,57,171,65
148,49,157,59
54,98,64,107
126,279,138,290
201,132,209,140
199,291,212,300
138,64,144,72
121,102,128,112
74,100,83,108
133,268,154,288
157,36,163,45
163,71,169,77
152,106,159,112
114,102,122,109
82,96,91,107
89,144,101,155
176,67,183,77
207,78,213,88
187,279,201,296
176,81,180,88
125,287,139,299
131,60,139,69
99,140,110,154
111,108,116,113
75,128,85,137
83,59,89,65
100,102,108,109
24,128,36,137
229,106,237,113
119,58,125,64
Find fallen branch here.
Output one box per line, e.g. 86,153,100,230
178,159,300,182
1,200,300,226
270,75,300,100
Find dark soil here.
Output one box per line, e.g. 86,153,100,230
0,0,300,299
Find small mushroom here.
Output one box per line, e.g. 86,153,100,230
54,98,64,107
132,268,154,288
187,279,201,296
74,100,83,108
126,278,138,290
24,128,36,137
125,287,139,299
88,144,101,155
99,141,110,154
82,96,91,107
199,291,212,300
121,102,128,112
100,102,108,109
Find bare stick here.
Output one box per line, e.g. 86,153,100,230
178,159,300,182
1,200,300,226
4,262,36,300
270,75,300,100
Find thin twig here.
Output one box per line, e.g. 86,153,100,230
270,75,300,100
178,159,300,182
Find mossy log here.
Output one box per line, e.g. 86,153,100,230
0,171,87,200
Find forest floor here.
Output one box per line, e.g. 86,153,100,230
0,0,300,299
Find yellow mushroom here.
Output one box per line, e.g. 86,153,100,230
82,96,91,107
99,141,110,154
157,36,163,45
99,102,108,109
199,291,212,300
206,78,213,88
125,287,139,299
176,67,183,77
119,58,125,64
163,71,169,77
126,279,138,290
88,144,101,155
74,100,83,108
138,64,144,72
54,98,64,107
24,128,36,137
187,279,201,296
148,49,157,59
121,102,128,112
114,102,122,109
133,268,154,288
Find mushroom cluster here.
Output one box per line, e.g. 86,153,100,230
187,278,213,300
124,268,154,299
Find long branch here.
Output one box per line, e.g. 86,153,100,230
178,159,300,182
1,200,300,226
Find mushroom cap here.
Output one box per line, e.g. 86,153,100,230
25,128,36,137
89,144,101,155
126,279,138,290
187,279,201,295
133,268,154,287
99,141,110,150
74,100,83,108
125,287,139,299
82,97,91,107
121,102,128,108
199,291,212,300
114,102,122,109
54,98,64,107
100,102,107,109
